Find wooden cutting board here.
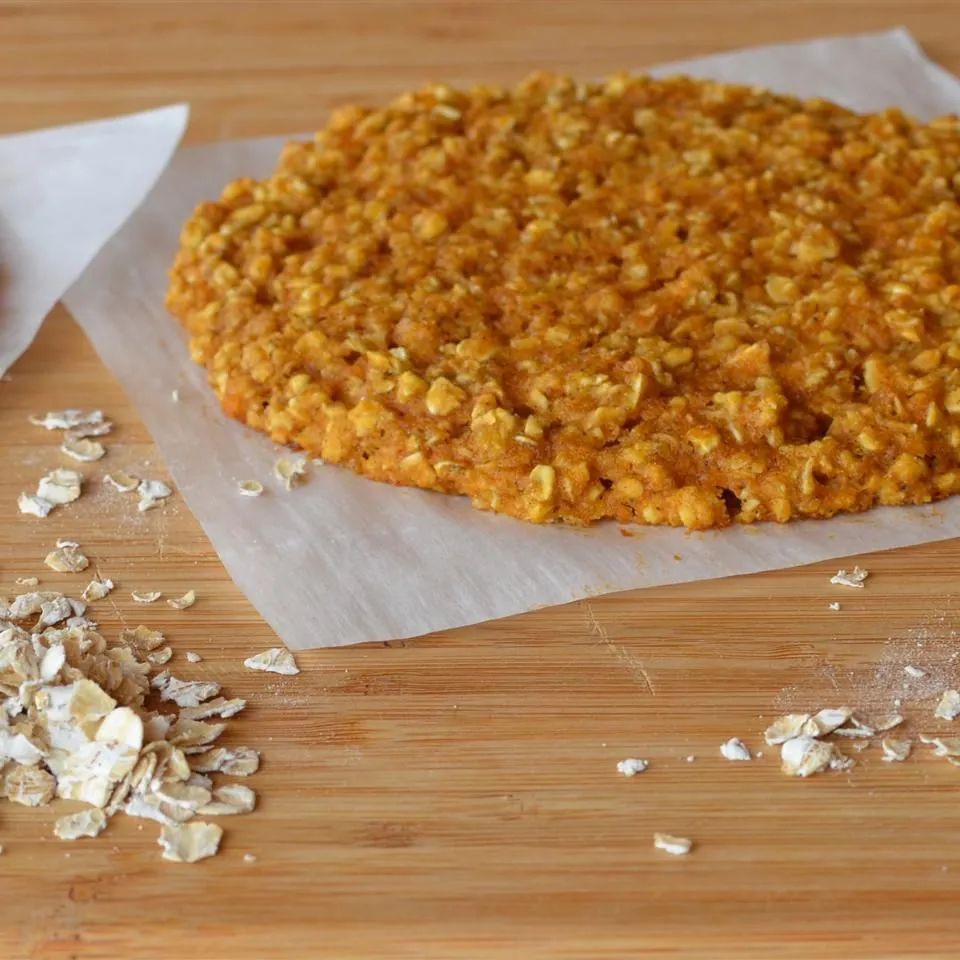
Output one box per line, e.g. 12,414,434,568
3,4,960,957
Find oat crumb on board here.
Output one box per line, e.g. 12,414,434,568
168,590,197,610
830,566,869,589
934,689,960,720
158,822,223,863
131,590,162,604
104,471,139,493
82,578,114,602
720,737,751,761
61,437,106,462
44,543,89,574
881,738,912,763
243,647,300,676
653,833,693,856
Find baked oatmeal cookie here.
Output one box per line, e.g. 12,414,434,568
167,72,960,529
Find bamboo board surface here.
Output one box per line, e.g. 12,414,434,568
3,3,960,958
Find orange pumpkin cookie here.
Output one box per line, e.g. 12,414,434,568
167,72,960,528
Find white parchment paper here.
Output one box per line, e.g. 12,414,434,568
65,29,960,649
0,105,189,376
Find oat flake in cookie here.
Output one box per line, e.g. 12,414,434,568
168,73,960,530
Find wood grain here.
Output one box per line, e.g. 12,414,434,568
3,3,960,958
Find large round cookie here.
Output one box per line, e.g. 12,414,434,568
167,73,960,528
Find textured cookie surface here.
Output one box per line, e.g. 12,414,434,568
167,73,960,529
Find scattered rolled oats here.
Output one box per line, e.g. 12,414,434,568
274,457,308,490
66,614,98,630
137,479,172,513
82,578,114,602
37,468,82,505
131,591,162,604
185,651,202,663
154,674,222,708
828,751,856,772
764,707,856,744
17,493,54,518
197,783,256,816
935,689,960,721
881,738,912,763
5,765,56,806
831,716,875,739
30,409,107,431
828,602,841,611
830,566,869,589
238,480,264,497
60,437,106,462
811,707,855,735
45,595,73,625
45,543,90,574
146,647,173,666
616,758,648,777
780,737,847,778
243,852,257,863
167,718,226,752
65,420,112,440
55,808,108,840
98,706,145,750
143,714,173,742
151,780,213,818
653,833,692,856
104,472,139,493
119,624,166,657
904,665,927,679
15,576,39,587
179,697,246,721
764,713,820,745
720,738,751,761
0,731,44,765
243,647,299,676
920,735,960,757
167,590,197,610
171,389,180,403
0,587,253,863
873,714,905,733
158,821,223,863
189,745,259,776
